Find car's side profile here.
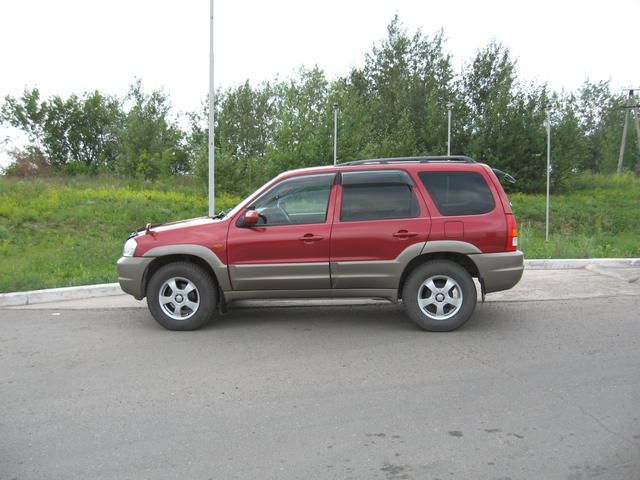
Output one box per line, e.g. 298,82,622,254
117,156,524,331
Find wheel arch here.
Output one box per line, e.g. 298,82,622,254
143,254,213,295
398,252,479,300
141,244,231,301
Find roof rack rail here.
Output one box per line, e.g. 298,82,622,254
337,155,476,166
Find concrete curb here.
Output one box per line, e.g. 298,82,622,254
1,258,639,307
0,283,123,308
524,258,640,270
584,264,640,283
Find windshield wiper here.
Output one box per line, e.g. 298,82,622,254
211,210,228,219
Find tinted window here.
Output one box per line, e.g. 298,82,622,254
418,171,495,216
252,173,334,225
340,171,419,222
342,170,414,186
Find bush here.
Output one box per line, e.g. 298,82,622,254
563,171,640,191
2,149,51,176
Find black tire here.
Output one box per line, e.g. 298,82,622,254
146,262,217,331
402,260,477,332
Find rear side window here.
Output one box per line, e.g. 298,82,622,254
340,170,420,222
418,171,495,216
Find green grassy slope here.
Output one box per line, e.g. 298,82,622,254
513,173,640,258
0,173,638,293
0,177,239,292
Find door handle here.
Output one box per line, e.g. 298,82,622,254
299,233,323,243
393,230,418,239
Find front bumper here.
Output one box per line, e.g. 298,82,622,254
471,250,524,294
117,256,154,300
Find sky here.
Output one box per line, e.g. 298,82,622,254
0,0,638,166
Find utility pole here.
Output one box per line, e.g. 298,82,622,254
617,88,640,174
446,102,453,156
208,0,215,215
333,103,339,165
545,109,551,242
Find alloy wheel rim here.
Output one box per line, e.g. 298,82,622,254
158,277,200,321
417,275,463,320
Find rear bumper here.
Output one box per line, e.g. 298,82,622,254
117,256,154,300
471,251,524,294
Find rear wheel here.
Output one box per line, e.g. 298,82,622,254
402,260,477,331
146,262,217,331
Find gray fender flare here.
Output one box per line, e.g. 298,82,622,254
144,244,231,291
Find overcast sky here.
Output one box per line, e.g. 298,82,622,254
0,0,638,165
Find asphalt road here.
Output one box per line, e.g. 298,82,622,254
1,296,640,479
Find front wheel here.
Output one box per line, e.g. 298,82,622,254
146,262,217,331
402,260,477,331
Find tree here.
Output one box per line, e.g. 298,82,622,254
1,88,121,172
270,67,332,172
4,15,635,188
1,88,47,154
116,80,187,179
216,80,277,191
344,16,455,158
461,42,517,163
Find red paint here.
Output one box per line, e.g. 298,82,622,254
133,162,518,264
329,184,430,262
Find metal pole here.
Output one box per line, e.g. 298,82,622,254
208,0,215,216
446,102,453,156
545,109,551,242
617,109,629,174
634,108,640,155
333,103,338,165
634,109,640,175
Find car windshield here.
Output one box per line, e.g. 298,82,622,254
215,177,278,220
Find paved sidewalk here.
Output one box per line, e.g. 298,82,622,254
8,266,640,311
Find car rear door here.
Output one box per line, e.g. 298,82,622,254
329,170,430,289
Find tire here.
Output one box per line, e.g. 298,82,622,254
402,260,477,332
146,262,217,331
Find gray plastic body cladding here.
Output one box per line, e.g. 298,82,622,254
331,242,425,289
127,240,520,301
117,256,154,299
420,240,482,255
224,288,398,303
471,250,524,293
229,263,330,290
331,241,482,290
143,244,232,291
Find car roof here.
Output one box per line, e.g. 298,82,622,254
338,155,475,166
276,156,487,179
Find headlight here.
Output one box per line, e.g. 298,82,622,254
122,237,138,257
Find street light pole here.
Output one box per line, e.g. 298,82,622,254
333,103,339,165
208,0,215,216
446,102,453,156
618,88,640,173
545,109,551,242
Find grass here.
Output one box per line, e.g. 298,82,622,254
512,172,640,258
0,172,638,293
0,176,240,293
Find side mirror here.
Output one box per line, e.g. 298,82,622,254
242,209,259,227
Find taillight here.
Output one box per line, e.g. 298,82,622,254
505,214,518,252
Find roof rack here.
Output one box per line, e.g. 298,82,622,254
337,155,476,166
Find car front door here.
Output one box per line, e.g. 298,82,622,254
330,170,430,289
227,172,336,291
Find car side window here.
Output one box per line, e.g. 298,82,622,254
251,173,335,226
418,171,495,216
340,170,420,222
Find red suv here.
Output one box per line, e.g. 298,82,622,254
117,157,523,331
